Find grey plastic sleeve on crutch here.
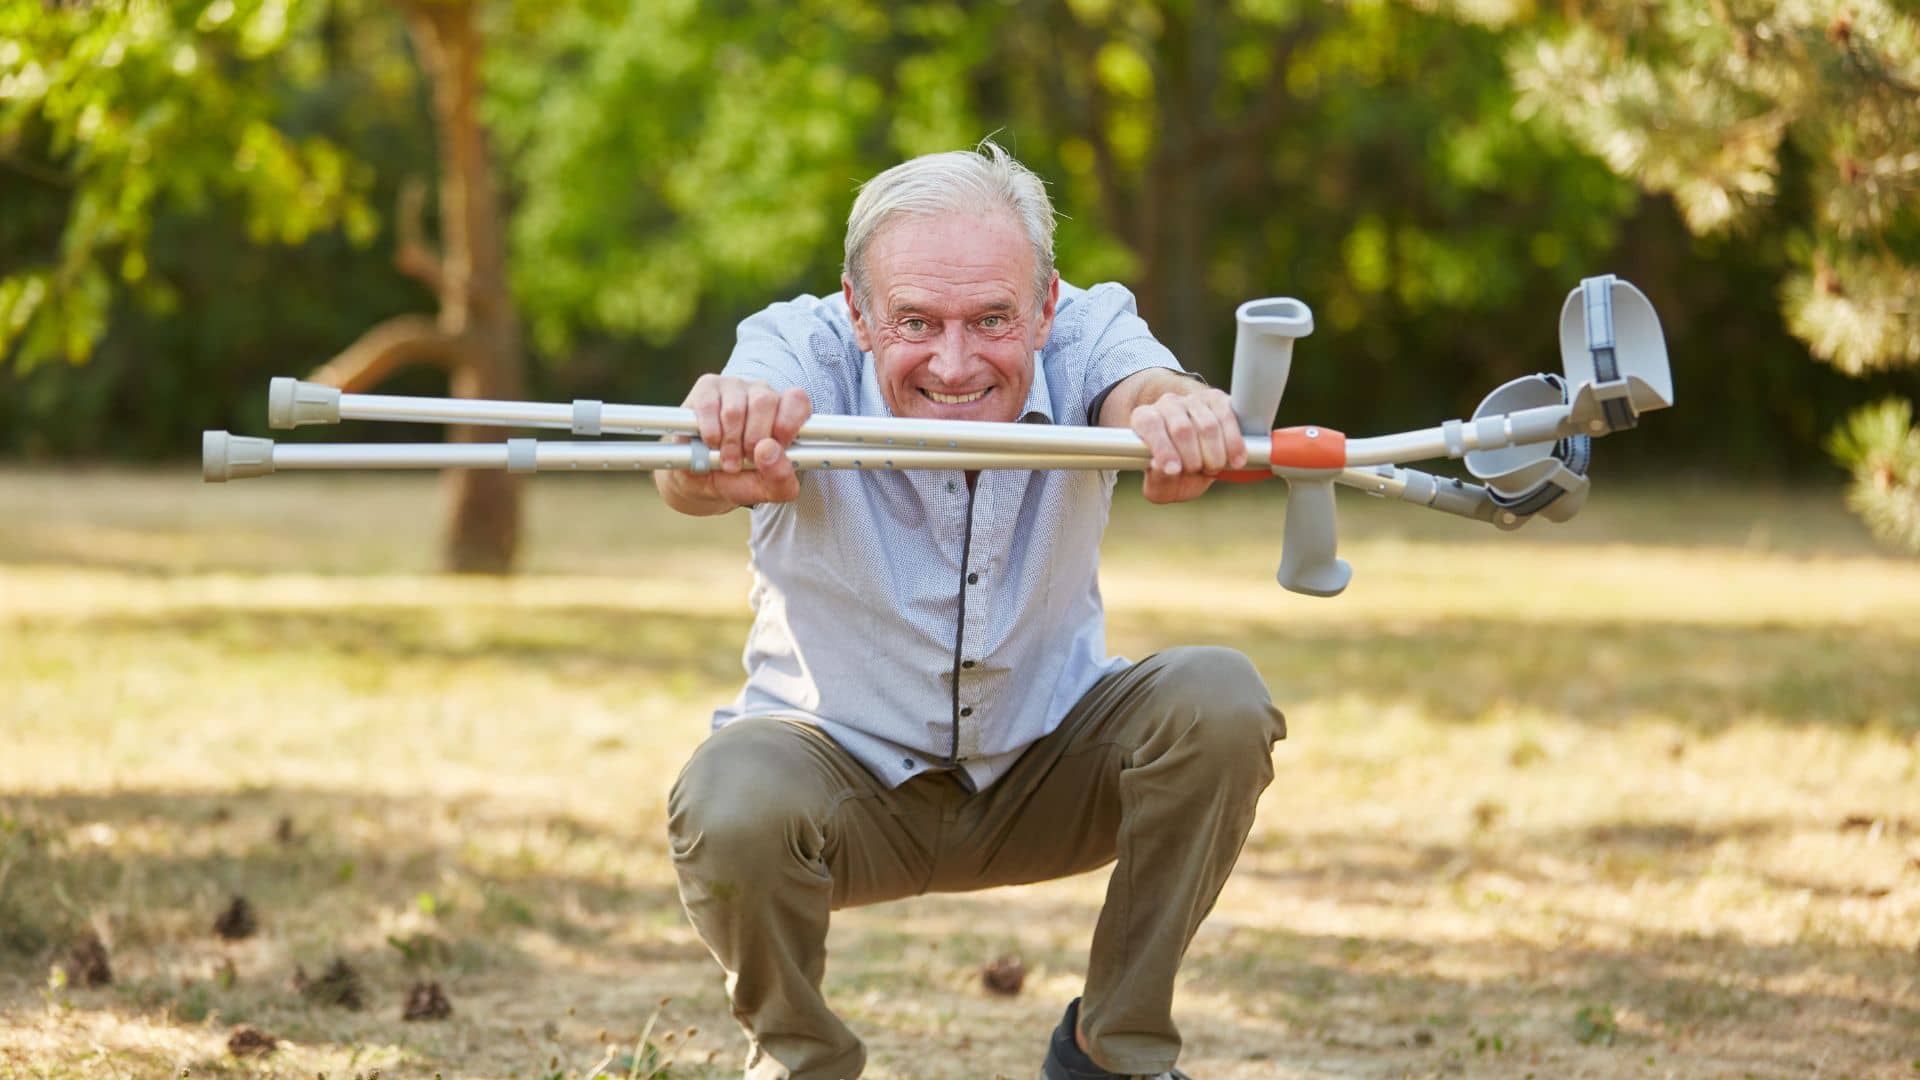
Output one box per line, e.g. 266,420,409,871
202,431,275,482
506,439,538,474
1582,275,1636,433
1277,477,1353,597
267,378,342,429
686,438,712,474
571,400,604,436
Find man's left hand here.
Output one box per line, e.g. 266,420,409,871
1129,386,1247,504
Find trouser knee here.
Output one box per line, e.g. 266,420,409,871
1151,645,1285,776
668,723,829,890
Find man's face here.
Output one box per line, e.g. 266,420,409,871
845,211,1058,424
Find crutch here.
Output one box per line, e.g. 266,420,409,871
202,275,1673,596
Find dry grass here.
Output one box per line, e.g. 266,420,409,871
2,467,1918,1078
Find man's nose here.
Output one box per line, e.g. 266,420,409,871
927,321,973,384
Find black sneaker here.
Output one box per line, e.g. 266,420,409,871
1039,998,1192,1080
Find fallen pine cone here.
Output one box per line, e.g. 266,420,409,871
227,1025,278,1058
62,931,112,988
981,954,1025,996
294,957,365,1010
213,895,257,940
401,980,452,1021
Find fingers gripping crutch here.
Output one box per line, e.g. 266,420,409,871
203,275,1674,597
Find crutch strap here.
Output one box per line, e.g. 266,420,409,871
1465,372,1592,526
1580,274,1638,433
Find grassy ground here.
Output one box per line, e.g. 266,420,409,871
2,466,1918,1078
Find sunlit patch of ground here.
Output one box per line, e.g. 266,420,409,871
3,469,1917,1077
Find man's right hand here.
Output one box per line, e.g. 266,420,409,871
655,375,813,516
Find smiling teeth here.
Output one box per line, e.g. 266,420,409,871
927,389,986,405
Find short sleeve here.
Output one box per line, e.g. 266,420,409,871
1049,282,1189,425
721,294,863,414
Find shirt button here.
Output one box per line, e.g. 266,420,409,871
962,659,975,669
967,572,979,585
960,706,973,717
902,757,915,770
946,480,957,493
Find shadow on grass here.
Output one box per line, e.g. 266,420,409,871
1120,613,1920,732
34,605,753,687
15,605,1919,734
0,786,693,990
4,789,1915,1073
849,821,1919,1071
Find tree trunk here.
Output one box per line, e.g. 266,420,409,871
406,0,525,574
314,0,525,573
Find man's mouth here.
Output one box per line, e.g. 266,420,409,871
922,388,989,405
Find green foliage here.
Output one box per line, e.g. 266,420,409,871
492,0,991,354
0,0,379,370
1828,398,1920,552
0,0,1905,486
1516,0,1920,542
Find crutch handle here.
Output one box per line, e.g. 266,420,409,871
1228,298,1313,436
1278,476,1352,596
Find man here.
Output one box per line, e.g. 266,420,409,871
659,142,1285,1080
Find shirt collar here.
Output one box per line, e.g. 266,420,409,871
1018,350,1055,425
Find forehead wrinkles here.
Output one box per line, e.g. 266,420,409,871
866,211,1034,312
881,274,1022,321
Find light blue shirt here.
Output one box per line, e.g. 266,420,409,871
713,282,1185,791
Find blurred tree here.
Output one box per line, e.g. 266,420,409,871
0,0,992,571
312,0,526,574
4,0,1898,543
957,0,1644,434
1511,0,1920,550
0,0,380,369
0,0,531,570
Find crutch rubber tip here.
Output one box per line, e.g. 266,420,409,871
202,431,275,483
268,377,341,429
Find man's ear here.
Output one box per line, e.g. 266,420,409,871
1031,272,1061,350
843,275,874,354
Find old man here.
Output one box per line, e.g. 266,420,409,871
659,142,1285,1080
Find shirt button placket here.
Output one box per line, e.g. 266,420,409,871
958,479,991,762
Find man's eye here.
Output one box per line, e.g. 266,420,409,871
901,319,929,334
979,316,1006,330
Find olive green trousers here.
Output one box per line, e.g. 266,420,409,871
667,645,1285,1079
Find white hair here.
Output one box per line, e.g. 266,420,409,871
843,140,1057,309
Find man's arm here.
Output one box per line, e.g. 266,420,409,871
1097,367,1247,505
